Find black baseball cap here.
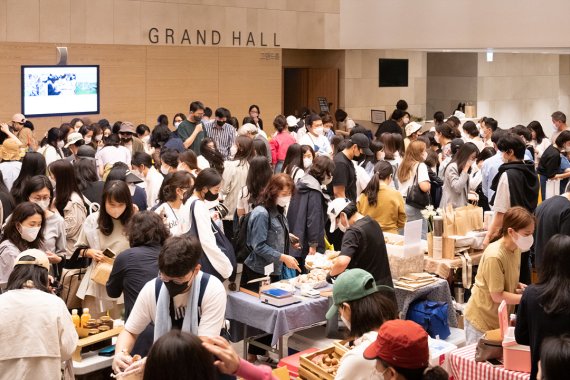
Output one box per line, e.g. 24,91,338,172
76,145,96,159
349,133,373,156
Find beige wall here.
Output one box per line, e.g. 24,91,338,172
426,53,478,119
343,50,427,122
476,53,561,130
0,0,340,49
340,0,570,49
0,42,282,137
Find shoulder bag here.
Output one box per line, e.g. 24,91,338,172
406,164,431,209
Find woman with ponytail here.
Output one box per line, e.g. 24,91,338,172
464,206,535,344
357,161,406,234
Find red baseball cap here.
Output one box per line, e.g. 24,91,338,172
363,320,429,369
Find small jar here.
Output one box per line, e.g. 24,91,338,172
88,329,100,336
98,325,110,333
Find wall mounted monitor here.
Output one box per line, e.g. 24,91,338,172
21,65,100,117
379,59,408,87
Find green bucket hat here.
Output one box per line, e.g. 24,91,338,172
326,269,385,319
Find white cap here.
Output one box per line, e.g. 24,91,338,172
65,132,84,148
14,249,50,271
327,198,351,233
405,122,422,137
286,115,300,127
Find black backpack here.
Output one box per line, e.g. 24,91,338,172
233,211,254,263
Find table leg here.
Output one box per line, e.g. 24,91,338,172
243,324,248,359
278,336,284,359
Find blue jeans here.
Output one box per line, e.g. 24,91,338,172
405,203,427,240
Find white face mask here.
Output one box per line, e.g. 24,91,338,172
107,205,126,219
174,122,181,129
276,196,291,208
32,199,50,211
142,135,150,144
513,231,534,252
19,225,40,243
84,136,92,144
161,165,170,175
95,134,103,142
303,157,313,169
322,175,333,186
313,127,324,136
57,140,65,149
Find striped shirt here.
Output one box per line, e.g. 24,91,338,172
203,121,236,160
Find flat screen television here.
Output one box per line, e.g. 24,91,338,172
21,65,100,117
379,59,408,87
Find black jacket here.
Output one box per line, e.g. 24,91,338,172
490,160,539,212
536,144,561,178
287,174,330,258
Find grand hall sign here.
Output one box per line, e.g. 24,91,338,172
148,28,281,47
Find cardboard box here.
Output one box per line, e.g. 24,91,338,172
299,345,345,380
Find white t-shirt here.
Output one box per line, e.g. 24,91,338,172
336,331,380,380
492,172,511,213
237,187,253,214
124,274,227,338
95,145,131,171
298,133,332,157
145,166,164,209
197,155,210,170
155,202,184,236
398,162,430,196
0,161,22,191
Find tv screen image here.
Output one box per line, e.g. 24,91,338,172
21,65,100,117
379,59,408,87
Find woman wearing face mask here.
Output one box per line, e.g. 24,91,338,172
298,113,333,157
70,117,84,133
326,269,398,380
177,150,200,177
49,160,88,257
464,206,535,344
434,122,456,165
11,152,47,204
180,169,234,281
282,143,306,183
320,113,336,142
21,175,66,266
287,156,335,270
0,202,46,283
136,124,152,154
106,162,148,212
397,140,431,239
159,148,179,176
439,142,480,208
154,171,194,236
241,174,300,362
75,180,135,317
220,136,253,238
172,113,186,132
37,127,65,168
360,140,385,177
78,123,96,147
358,161,406,234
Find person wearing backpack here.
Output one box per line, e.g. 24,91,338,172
112,236,227,375
287,156,334,271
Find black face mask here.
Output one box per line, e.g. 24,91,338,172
204,190,218,201
216,120,225,127
121,137,133,144
164,279,190,297
193,116,202,123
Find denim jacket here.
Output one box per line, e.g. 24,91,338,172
244,205,289,276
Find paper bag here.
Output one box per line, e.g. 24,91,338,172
90,256,114,286
454,205,483,236
442,204,455,237
545,179,560,200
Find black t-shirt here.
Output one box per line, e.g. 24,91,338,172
340,216,393,287
375,120,403,139
534,195,570,269
82,181,105,205
331,152,357,201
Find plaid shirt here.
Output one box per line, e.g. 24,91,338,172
203,121,236,160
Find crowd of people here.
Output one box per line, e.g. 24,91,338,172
0,100,569,380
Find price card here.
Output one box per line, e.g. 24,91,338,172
264,263,274,276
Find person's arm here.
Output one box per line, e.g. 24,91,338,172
329,229,360,277
490,290,522,305
333,185,346,199
197,278,227,337
183,123,203,149
553,170,570,180
63,198,87,243
305,191,323,254
448,163,470,193
418,163,431,193
486,256,523,305
397,193,407,229
194,201,233,279
106,252,127,298
329,255,351,277
484,211,504,247
515,290,531,345
0,124,23,143
58,301,79,360
481,162,490,198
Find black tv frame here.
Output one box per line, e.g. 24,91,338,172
21,64,100,118
378,59,409,87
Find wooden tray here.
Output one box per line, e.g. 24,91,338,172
299,345,345,380
72,326,123,362
298,366,323,380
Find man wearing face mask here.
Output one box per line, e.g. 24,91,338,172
112,236,227,374
118,122,145,157
326,198,393,286
287,156,334,269
330,133,372,201
203,107,235,160
177,101,206,154
485,134,539,284
298,113,333,157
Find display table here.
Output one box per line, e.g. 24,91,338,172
449,344,530,380
424,251,484,279
73,351,113,376
225,290,330,358
395,277,458,328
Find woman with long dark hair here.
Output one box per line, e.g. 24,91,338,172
528,120,551,163
74,156,105,206
0,171,15,222
106,162,148,211
21,175,66,263
236,157,273,217
440,142,480,208
358,161,406,234
177,150,200,177
37,127,64,167
516,234,570,380
0,202,46,282
198,138,225,174
282,143,304,182
49,160,87,256
155,171,194,236
220,136,252,238
75,180,135,317
0,250,77,378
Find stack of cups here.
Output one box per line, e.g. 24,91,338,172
432,216,444,260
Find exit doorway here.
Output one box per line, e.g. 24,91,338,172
283,68,339,117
